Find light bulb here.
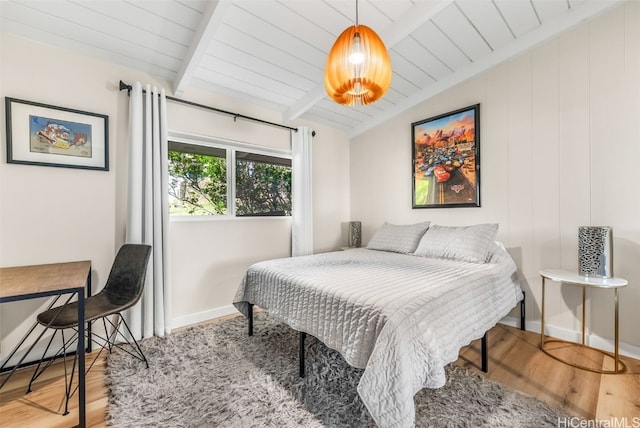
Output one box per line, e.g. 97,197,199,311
348,32,364,65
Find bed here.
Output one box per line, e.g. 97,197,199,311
233,222,524,428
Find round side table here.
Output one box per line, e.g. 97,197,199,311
539,269,627,374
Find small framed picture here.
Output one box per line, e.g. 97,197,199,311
411,104,480,208
5,97,109,171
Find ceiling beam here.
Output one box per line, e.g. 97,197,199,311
282,85,326,126
377,0,453,47
173,0,230,97
283,0,454,124
347,0,624,138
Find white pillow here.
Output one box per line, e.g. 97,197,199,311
485,241,506,263
413,223,499,263
367,221,431,254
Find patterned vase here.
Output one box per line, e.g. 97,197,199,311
578,226,613,278
348,221,362,248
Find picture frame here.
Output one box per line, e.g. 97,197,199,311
411,104,480,208
5,97,109,171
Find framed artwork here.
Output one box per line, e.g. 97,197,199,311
5,97,109,171
411,104,480,208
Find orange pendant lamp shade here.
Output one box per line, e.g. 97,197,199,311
324,24,392,106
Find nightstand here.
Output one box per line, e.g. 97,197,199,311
539,269,627,374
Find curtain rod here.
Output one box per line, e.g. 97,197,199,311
118,80,298,133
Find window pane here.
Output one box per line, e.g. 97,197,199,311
168,143,227,215
235,152,291,216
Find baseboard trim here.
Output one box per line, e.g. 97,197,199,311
171,305,239,330
499,315,640,360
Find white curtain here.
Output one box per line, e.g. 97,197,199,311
291,126,314,256
125,82,171,338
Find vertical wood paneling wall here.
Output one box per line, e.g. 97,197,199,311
349,2,640,355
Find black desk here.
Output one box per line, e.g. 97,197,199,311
0,260,91,428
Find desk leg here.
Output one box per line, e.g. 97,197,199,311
77,288,86,428
87,273,92,353
540,277,546,348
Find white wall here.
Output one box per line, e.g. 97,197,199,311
0,33,351,359
0,32,127,360
350,2,640,356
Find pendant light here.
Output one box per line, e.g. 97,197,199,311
324,0,392,106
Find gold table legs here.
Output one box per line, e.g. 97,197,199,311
539,276,625,374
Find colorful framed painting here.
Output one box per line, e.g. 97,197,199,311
5,97,108,171
411,104,480,208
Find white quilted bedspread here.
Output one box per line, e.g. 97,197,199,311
233,243,523,428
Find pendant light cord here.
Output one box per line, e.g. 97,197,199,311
355,0,359,26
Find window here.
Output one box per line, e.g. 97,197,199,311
168,143,227,215
235,151,292,216
168,140,291,217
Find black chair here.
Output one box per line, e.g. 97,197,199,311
27,244,152,414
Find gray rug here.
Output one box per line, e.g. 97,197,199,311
105,312,571,427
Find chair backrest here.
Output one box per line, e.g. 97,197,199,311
102,244,152,309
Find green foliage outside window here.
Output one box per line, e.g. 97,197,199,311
236,160,291,216
168,151,227,215
168,147,291,216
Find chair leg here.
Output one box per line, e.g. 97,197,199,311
58,324,121,408
26,329,59,393
117,314,149,368
0,295,73,391
65,314,149,402
61,330,78,416
19,326,77,416
2,318,47,382
103,316,116,353
25,329,77,393
25,314,150,414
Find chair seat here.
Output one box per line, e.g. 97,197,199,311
37,292,135,329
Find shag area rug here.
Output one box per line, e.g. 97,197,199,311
105,312,571,427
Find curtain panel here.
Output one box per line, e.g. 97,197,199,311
291,127,314,256
125,82,171,338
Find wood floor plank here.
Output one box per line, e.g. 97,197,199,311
0,355,107,428
596,355,640,420
461,325,640,421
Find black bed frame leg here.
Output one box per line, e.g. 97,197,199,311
520,291,526,331
299,332,306,378
479,291,524,373
481,332,488,373
248,303,254,336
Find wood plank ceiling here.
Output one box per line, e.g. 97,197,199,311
0,0,623,137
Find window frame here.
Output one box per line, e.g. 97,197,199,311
168,131,292,221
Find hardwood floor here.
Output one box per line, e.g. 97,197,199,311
1,321,638,427
459,324,640,421
0,353,108,428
